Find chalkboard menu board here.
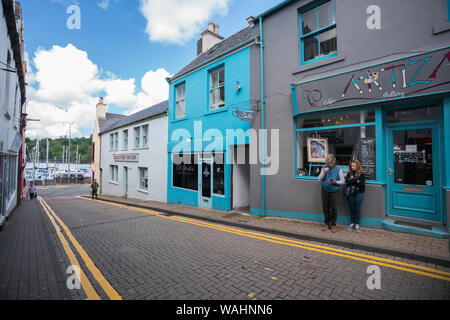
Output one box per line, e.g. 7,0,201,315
359,138,376,180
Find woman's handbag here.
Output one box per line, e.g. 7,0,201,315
344,185,351,197
344,185,356,197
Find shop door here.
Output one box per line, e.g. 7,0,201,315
387,125,441,222
123,167,128,197
198,158,212,209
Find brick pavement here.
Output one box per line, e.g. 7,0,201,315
93,195,450,266
43,195,450,300
0,198,75,300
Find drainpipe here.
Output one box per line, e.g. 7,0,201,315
258,17,265,216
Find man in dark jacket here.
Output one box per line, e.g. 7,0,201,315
91,179,99,200
318,154,345,233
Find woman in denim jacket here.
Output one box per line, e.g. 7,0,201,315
345,160,365,233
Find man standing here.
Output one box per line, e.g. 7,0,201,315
318,154,345,233
91,179,99,200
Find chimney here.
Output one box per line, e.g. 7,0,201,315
96,97,107,119
246,16,255,27
197,22,224,56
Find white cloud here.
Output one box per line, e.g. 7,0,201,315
26,44,171,139
139,0,230,44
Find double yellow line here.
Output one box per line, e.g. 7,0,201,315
80,197,450,283
38,196,122,300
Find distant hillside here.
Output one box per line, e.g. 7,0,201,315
25,136,92,164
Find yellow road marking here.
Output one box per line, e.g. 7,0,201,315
79,196,450,282
39,197,122,300
38,197,100,300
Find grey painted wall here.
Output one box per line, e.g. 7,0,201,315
250,0,450,225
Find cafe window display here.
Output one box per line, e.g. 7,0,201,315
296,109,376,180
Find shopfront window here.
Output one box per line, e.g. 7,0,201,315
387,105,438,123
213,153,225,196
173,153,199,191
296,110,376,180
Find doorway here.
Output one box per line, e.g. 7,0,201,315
387,124,442,222
198,157,212,209
123,167,128,198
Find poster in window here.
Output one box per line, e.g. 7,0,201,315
307,137,328,163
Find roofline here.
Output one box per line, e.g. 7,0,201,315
100,111,168,135
253,0,295,20
168,36,259,84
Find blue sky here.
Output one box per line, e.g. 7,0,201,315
23,0,282,139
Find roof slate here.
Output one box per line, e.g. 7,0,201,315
169,26,258,82
100,100,168,134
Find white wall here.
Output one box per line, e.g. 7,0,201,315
100,115,168,203
0,3,21,225
232,145,250,209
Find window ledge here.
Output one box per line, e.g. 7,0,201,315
137,188,149,194
109,181,119,185
172,116,188,123
433,22,450,35
293,54,346,75
204,107,228,116
132,147,149,151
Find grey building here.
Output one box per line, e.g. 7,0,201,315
249,0,450,237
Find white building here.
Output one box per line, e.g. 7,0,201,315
0,0,26,230
99,101,168,202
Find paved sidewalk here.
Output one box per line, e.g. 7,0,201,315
0,199,74,300
88,195,450,267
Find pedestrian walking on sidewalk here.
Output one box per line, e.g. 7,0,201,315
27,182,37,200
318,154,345,233
91,179,99,200
345,160,366,233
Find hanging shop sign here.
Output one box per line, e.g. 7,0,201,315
291,46,450,115
232,108,255,121
113,153,138,162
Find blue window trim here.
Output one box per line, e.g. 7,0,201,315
299,0,337,66
206,64,226,114
294,106,381,182
174,81,186,121
448,0,450,21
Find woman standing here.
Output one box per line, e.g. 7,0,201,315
345,160,365,233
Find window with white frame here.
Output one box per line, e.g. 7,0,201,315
209,67,225,110
123,130,128,150
109,134,114,151
295,109,377,180
114,132,119,150
110,133,119,151
142,125,149,148
300,0,337,64
175,82,186,118
110,165,118,182
138,167,148,191
134,127,141,148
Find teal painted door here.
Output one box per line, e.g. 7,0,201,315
198,159,212,209
387,125,442,222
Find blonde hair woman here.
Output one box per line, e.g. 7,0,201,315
345,160,366,233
